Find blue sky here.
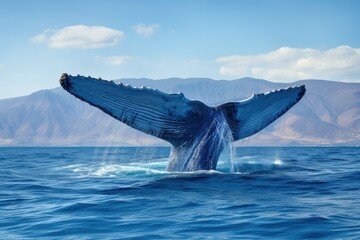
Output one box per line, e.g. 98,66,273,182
0,0,359,98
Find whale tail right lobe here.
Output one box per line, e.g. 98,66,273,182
218,85,306,141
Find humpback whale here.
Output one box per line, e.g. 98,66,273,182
60,73,305,172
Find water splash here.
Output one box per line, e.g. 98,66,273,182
84,110,280,174
90,110,240,173
274,158,283,166
166,110,234,171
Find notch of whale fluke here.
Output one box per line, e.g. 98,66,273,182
59,74,306,172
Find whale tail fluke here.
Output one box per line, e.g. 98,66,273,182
218,85,306,141
60,73,306,171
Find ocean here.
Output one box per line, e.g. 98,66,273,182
0,147,359,239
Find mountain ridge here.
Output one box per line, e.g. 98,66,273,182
0,77,359,146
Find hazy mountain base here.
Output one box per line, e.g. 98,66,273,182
0,78,359,146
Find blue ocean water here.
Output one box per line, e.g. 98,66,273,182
0,147,359,239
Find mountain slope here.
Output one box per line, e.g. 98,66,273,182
0,78,359,146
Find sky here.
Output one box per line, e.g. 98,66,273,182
0,0,359,99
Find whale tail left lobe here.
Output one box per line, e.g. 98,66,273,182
60,73,212,146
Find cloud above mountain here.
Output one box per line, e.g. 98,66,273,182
216,46,360,82
31,25,124,49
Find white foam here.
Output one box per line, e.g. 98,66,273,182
91,164,168,177
274,158,283,165
60,162,169,178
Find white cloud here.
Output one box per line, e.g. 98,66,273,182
132,23,159,37
216,46,360,82
96,56,132,66
31,25,124,49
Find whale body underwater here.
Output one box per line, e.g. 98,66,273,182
60,73,306,172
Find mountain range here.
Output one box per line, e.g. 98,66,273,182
0,77,359,146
